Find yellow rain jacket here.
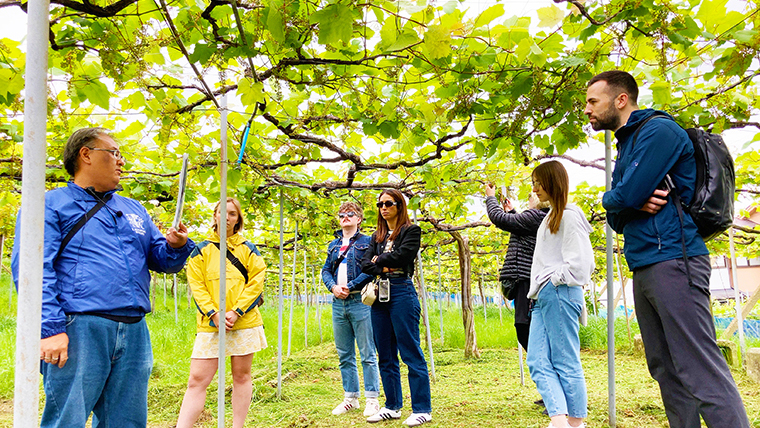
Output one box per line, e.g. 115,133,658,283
188,232,266,332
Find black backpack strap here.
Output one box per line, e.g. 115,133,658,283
212,242,248,284
664,176,694,287
55,194,112,261
632,116,695,287
631,113,670,149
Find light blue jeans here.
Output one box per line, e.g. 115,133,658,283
332,293,380,398
40,315,153,428
526,282,587,419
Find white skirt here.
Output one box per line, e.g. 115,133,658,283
191,325,268,359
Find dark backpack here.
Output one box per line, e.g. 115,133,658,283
685,127,735,241
632,114,735,241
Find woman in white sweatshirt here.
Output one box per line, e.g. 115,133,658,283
525,160,595,428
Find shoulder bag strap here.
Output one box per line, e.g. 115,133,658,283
55,194,112,261
212,242,249,284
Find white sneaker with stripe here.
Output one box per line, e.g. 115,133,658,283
331,397,360,415
366,407,402,423
402,413,432,426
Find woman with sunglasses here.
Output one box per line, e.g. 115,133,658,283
361,190,432,427
526,161,594,428
321,202,381,418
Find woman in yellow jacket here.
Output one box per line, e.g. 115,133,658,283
176,197,267,428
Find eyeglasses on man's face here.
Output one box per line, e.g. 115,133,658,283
338,212,358,219
89,147,124,160
376,201,398,208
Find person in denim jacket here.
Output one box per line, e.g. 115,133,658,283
321,202,380,417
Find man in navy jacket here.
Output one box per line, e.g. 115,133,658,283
12,127,195,427
585,70,748,428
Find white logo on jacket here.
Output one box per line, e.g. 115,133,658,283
126,213,146,235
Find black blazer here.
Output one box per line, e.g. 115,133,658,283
361,224,421,278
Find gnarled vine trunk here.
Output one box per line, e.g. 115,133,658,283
450,231,480,359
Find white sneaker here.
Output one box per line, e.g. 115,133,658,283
331,397,360,415
363,398,381,417
402,413,432,426
366,407,401,423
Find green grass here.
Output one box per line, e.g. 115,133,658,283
0,275,759,427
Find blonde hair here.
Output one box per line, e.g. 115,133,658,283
213,197,244,234
338,201,363,219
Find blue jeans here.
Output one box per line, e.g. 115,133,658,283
526,282,587,418
40,315,153,428
371,278,431,413
332,292,380,398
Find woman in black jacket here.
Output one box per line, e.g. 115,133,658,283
361,189,432,427
485,183,549,351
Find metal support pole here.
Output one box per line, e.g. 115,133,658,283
276,189,285,399
518,345,525,386
436,247,444,342
413,211,435,381
14,0,49,424
1,234,9,310
729,227,746,364
496,255,502,325
217,93,228,428
303,253,308,349
287,222,297,357
173,273,178,323
605,129,616,427
314,266,322,342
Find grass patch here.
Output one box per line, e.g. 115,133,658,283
0,276,758,427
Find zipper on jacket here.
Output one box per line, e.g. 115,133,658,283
653,217,662,250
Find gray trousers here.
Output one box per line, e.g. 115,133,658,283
633,255,749,428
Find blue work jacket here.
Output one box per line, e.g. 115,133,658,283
321,229,374,292
11,182,195,338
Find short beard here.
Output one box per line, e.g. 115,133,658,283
591,105,621,131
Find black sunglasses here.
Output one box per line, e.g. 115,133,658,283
338,212,357,219
376,201,398,208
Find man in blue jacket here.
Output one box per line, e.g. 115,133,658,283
11,127,195,427
585,71,748,428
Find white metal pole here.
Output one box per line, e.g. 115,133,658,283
2,235,10,310
276,189,285,399
314,266,322,342
15,0,49,425
173,273,178,323
729,227,746,364
287,222,297,357
605,129,616,427
163,271,167,309
303,253,308,349
436,247,444,342
217,93,228,428
184,273,190,308
413,211,435,381
496,255,502,325
518,345,525,386
481,271,487,321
